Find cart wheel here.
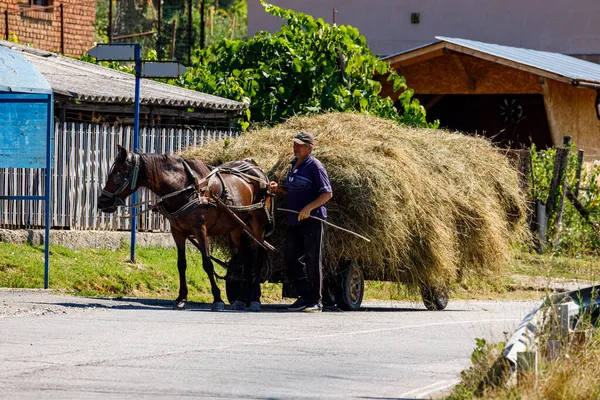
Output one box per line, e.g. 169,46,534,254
420,282,450,311
226,279,243,305
335,262,364,311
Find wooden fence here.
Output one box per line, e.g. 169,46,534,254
0,123,236,231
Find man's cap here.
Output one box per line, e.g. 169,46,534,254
292,132,315,146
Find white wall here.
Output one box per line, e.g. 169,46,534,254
248,0,600,57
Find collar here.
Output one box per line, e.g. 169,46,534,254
290,154,313,169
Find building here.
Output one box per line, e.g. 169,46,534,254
0,0,95,56
0,40,245,129
248,0,600,61
381,37,600,158
0,40,246,231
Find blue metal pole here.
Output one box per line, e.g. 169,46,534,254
44,93,53,289
131,44,142,263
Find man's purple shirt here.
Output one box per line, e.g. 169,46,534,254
286,155,332,226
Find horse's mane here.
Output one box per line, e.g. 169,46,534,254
140,152,211,179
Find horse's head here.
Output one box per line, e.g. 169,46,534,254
98,145,141,213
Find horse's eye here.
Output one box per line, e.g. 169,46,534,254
112,172,124,184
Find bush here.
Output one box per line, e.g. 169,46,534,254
176,1,436,129
530,144,600,256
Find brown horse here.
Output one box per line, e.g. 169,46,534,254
97,145,273,311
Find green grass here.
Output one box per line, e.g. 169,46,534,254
0,242,284,303
511,249,600,281
1,242,598,303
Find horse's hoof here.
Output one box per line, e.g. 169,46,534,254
173,300,186,310
249,301,261,312
231,300,246,311
212,301,225,312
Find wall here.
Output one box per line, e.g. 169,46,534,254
0,0,95,56
542,80,600,159
248,0,600,57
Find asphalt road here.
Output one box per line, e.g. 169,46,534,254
0,289,539,399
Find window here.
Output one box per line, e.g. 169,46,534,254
29,0,53,7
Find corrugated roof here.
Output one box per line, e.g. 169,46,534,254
437,36,600,84
0,46,51,94
384,37,600,85
0,41,246,113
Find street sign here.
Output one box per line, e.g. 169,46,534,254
87,44,136,61
85,42,188,263
142,62,187,78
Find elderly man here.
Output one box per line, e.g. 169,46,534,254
269,132,333,312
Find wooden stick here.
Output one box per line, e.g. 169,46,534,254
278,208,371,242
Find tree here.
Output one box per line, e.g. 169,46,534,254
175,1,436,129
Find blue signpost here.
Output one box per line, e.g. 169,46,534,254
0,47,54,288
87,43,187,262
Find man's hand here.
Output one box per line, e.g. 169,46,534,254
298,205,312,221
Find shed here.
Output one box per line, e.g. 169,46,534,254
0,40,246,131
382,37,600,158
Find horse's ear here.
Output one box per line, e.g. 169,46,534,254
117,145,128,162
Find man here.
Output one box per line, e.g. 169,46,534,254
269,132,333,313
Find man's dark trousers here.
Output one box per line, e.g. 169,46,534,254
284,219,324,305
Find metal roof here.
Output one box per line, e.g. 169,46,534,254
384,36,600,85
0,46,52,94
0,41,246,113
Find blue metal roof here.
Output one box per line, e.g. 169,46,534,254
0,46,52,94
436,36,600,84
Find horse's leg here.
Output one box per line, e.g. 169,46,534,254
194,226,225,312
172,230,188,310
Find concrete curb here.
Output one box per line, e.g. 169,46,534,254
0,229,174,250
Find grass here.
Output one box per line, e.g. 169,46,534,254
511,249,600,281
446,326,600,400
1,242,598,304
0,242,284,303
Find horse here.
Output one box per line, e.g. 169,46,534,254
97,145,273,312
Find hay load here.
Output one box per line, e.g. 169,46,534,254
184,113,527,290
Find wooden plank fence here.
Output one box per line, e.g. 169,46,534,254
0,123,236,231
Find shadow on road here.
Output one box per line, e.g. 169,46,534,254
30,296,464,313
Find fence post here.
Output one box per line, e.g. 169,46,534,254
170,19,177,59
200,0,206,52
4,10,8,41
574,149,584,197
546,136,571,242
187,0,192,64
156,0,162,58
108,0,113,43
60,3,64,55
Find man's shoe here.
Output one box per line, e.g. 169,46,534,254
302,303,322,313
288,297,308,311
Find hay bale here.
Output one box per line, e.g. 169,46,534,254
184,113,527,289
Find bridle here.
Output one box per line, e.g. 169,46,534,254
100,153,141,208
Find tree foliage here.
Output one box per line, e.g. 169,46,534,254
175,1,436,129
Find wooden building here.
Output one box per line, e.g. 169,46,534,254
382,37,600,159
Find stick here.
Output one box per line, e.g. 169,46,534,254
278,208,371,242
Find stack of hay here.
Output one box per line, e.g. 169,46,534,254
184,112,527,289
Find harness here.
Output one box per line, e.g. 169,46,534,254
101,154,141,207
115,156,276,250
